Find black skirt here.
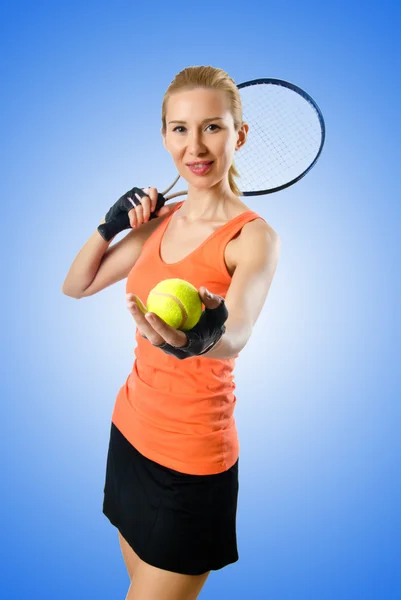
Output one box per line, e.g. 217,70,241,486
102,422,239,576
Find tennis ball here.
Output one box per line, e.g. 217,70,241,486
146,278,202,331
134,295,147,314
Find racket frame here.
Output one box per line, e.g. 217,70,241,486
162,77,326,200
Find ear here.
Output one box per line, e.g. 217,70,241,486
235,122,249,151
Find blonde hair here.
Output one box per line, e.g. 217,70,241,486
161,65,243,196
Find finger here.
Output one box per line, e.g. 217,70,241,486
132,306,165,344
140,187,159,222
199,287,224,308
128,206,138,228
137,190,151,223
127,296,166,345
145,187,159,215
156,205,170,217
126,296,140,317
157,203,176,217
144,312,188,348
126,292,139,309
126,294,146,317
132,196,145,226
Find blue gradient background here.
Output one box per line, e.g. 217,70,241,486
1,1,400,598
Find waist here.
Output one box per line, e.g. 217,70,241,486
134,349,236,395
128,361,237,435
112,374,240,475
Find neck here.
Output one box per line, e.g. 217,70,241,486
178,180,242,222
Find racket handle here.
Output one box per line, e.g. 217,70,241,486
165,189,188,201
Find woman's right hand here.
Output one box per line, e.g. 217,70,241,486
97,186,179,242
128,187,177,229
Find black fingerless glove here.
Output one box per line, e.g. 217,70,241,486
97,187,167,242
154,298,229,360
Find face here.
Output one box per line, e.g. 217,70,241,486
162,88,247,190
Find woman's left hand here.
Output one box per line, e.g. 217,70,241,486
126,287,223,348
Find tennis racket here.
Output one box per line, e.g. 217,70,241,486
97,78,325,240
154,77,325,206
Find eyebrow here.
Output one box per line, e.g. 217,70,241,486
167,117,224,125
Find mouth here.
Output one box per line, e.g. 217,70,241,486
186,161,214,175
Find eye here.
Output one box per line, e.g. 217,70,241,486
172,124,221,133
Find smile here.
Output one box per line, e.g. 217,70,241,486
186,162,214,175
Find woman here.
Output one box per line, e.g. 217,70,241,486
62,65,280,600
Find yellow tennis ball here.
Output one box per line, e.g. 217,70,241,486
146,278,202,331
134,295,147,314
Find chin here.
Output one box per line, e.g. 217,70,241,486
191,181,218,192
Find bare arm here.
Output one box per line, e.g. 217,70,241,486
62,204,179,299
201,219,281,359
61,217,112,298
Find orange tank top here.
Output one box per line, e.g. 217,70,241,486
111,200,266,475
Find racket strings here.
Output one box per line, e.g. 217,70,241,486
162,81,324,200
235,83,323,192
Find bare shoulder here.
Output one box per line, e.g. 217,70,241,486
231,216,280,269
243,216,279,240
232,198,280,243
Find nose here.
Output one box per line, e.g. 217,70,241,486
187,131,207,155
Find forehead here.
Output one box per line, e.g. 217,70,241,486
166,88,230,119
